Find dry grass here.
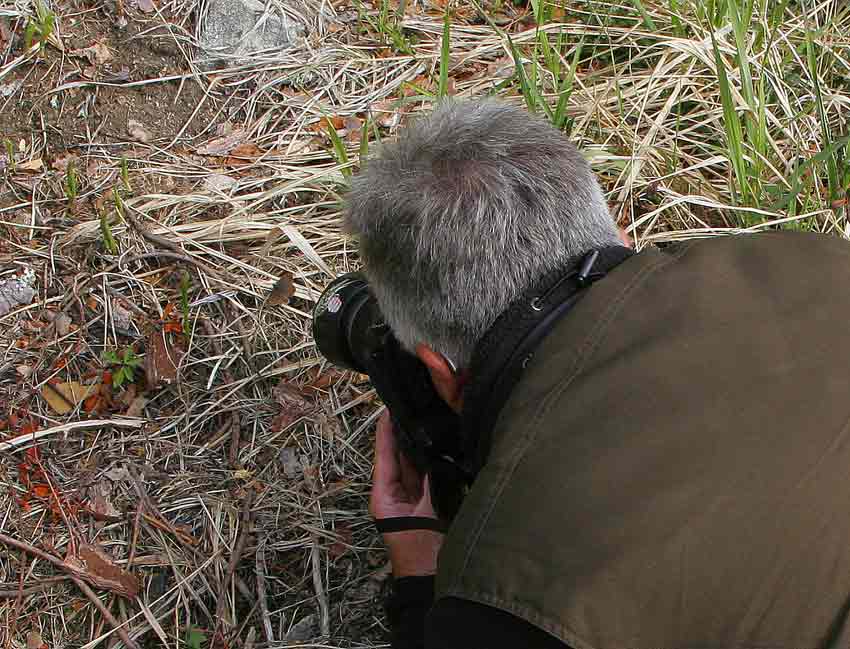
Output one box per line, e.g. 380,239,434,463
0,0,848,647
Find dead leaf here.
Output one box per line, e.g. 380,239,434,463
371,101,402,129
271,380,316,432
88,480,122,521
111,299,133,332
42,381,99,415
203,173,237,193
137,0,156,12
267,272,295,306
17,158,44,172
343,115,362,143
196,129,248,156
225,142,262,166
278,446,302,478
51,152,80,172
0,275,35,316
72,41,112,66
328,523,353,558
25,630,45,649
128,119,152,144
63,544,139,598
54,312,72,337
125,394,148,417
144,330,182,387
0,19,10,47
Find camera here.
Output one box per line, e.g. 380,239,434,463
313,273,468,519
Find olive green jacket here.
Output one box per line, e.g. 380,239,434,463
437,232,850,649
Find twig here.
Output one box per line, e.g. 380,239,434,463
0,533,141,649
310,533,330,637
215,490,255,626
0,419,144,452
255,539,275,644
0,575,70,598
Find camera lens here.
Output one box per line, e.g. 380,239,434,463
312,273,375,372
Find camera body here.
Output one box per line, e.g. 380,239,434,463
313,273,468,519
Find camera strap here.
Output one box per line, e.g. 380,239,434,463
460,245,635,477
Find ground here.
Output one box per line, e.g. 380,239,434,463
0,0,848,648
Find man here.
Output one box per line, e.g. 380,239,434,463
344,99,850,648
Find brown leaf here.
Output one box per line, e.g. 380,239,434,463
72,41,112,66
25,630,45,649
267,272,295,306
145,330,182,387
17,158,44,172
63,544,139,598
343,115,362,143
270,380,317,432
224,142,262,166
371,101,402,129
42,381,99,414
51,152,80,172
196,128,248,156
127,119,152,144
125,394,148,418
88,480,122,522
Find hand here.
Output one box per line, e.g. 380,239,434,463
370,410,444,577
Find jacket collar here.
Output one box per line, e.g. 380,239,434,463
460,245,635,476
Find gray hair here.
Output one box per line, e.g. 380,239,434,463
344,99,620,368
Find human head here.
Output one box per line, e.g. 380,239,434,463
345,99,620,382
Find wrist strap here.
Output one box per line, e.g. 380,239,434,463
375,516,447,534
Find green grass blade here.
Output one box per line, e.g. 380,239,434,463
710,29,750,207
359,118,370,163
806,29,839,199
325,118,351,179
438,8,451,98
553,38,583,131
632,0,657,31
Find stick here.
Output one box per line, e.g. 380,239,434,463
0,575,70,598
255,540,275,644
0,533,141,649
0,419,143,452
310,533,330,637
215,491,254,625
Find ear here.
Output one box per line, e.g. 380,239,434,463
416,343,464,413
618,227,633,248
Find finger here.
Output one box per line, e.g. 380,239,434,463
373,410,400,487
398,448,423,500
412,473,439,520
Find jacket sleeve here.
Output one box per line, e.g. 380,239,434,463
426,597,569,648
386,576,436,649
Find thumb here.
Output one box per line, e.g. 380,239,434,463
416,473,438,518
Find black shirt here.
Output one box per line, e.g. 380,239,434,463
388,576,567,648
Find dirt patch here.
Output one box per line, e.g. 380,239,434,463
0,4,218,153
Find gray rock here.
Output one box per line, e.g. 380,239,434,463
200,0,305,68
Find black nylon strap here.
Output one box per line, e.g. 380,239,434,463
375,516,448,534
461,245,635,475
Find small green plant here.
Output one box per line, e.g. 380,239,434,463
3,139,14,173
354,0,414,55
120,156,131,191
102,348,142,389
185,626,206,649
325,118,351,180
99,207,118,254
24,0,55,52
64,161,79,203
